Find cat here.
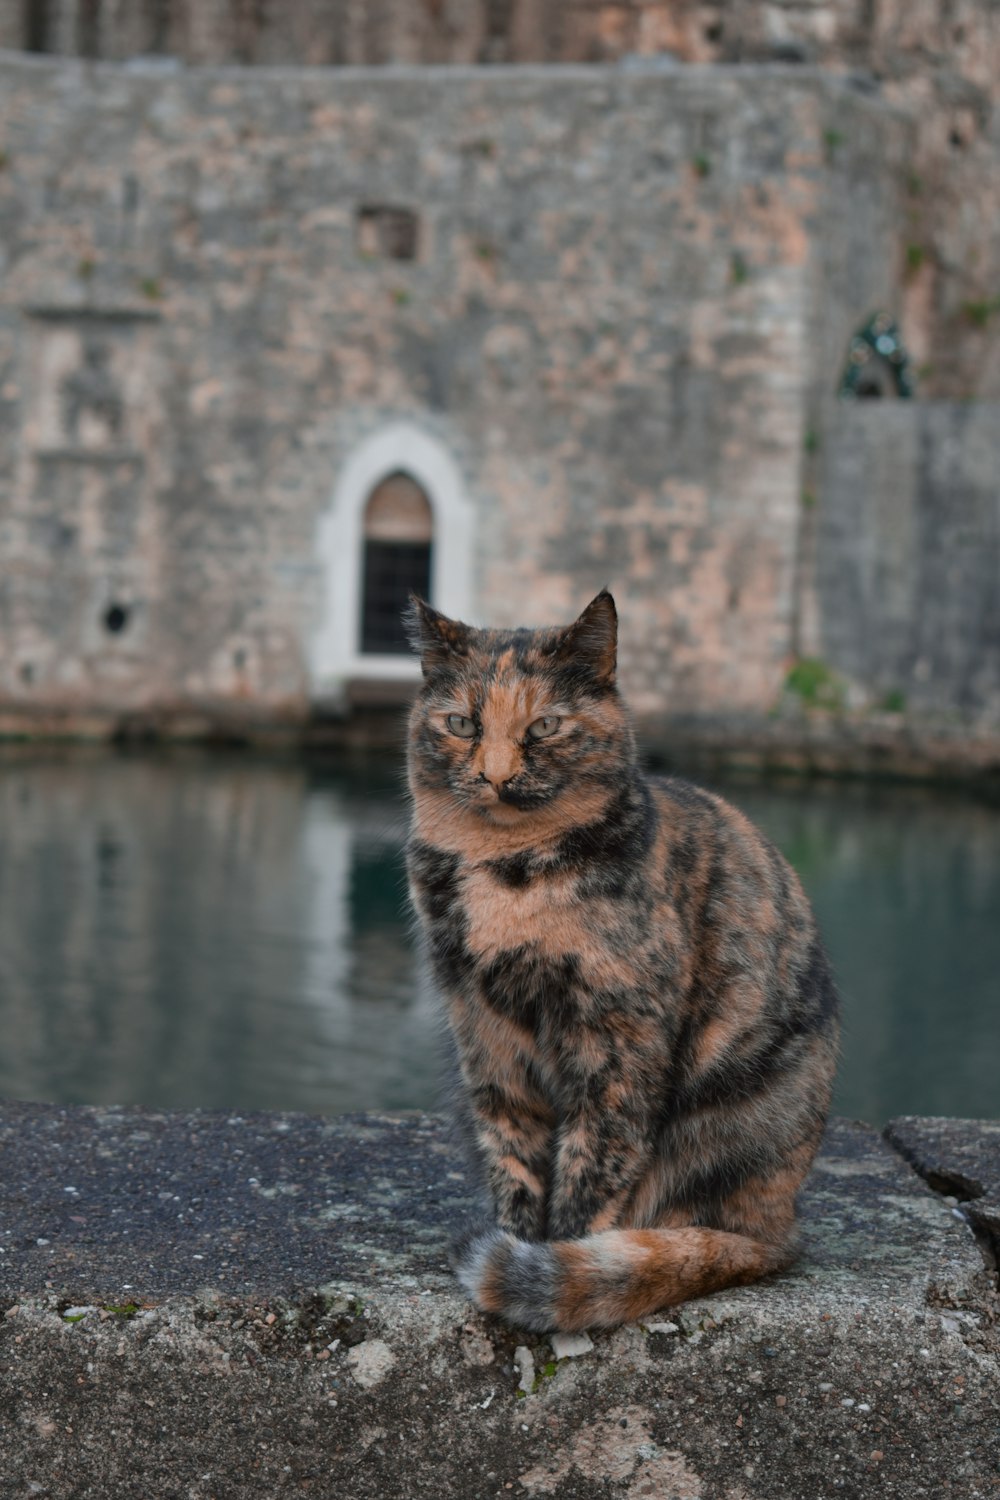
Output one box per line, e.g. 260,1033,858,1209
405,590,838,1332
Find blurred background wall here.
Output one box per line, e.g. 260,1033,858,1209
0,1,997,739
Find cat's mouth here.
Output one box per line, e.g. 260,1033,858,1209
474,781,548,816
497,784,537,809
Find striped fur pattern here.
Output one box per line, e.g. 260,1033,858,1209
405,591,839,1332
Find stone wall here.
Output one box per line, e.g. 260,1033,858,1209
6,0,999,79
812,401,1000,723
0,44,996,745
0,55,890,728
4,2,999,401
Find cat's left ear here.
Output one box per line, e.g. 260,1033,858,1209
405,596,472,675
556,590,618,685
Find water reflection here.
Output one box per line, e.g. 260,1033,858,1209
0,750,436,1115
721,775,1000,1124
0,749,996,1125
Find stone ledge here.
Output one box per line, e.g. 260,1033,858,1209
639,713,1000,789
885,1115,1000,1277
0,709,998,790
0,1105,997,1499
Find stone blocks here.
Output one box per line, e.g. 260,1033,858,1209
0,1104,997,1498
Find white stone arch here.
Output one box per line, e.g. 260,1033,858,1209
310,422,474,698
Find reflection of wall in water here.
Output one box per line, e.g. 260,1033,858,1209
301,788,435,1108
0,758,428,1112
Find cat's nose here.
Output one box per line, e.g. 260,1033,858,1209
480,746,520,790
479,769,514,794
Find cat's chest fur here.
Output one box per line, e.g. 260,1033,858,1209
448,858,658,1093
462,857,583,958
410,822,660,1020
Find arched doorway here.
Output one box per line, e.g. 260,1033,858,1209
359,472,433,655
310,422,474,700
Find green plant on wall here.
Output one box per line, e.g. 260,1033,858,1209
784,658,845,711
905,244,926,276
961,296,1000,329
822,128,844,163
839,312,914,398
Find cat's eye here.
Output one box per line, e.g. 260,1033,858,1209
526,716,561,741
446,714,477,738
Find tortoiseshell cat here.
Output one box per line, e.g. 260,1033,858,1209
406,591,838,1332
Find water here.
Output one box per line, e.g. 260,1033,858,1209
0,748,996,1127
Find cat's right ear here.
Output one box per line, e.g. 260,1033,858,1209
554,589,618,686
405,597,471,676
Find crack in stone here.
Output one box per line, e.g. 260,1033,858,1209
883,1125,1000,1287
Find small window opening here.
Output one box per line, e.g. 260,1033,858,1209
704,21,724,43
149,0,171,52
19,662,34,685
104,602,130,634
480,0,513,62
360,473,432,655
78,0,101,57
356,206,419,262
24,0,50,51
485,0,512,40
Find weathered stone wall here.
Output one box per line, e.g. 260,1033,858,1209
5,0,998,78
811,401,1000,724
4,2,999,401
0,45,995,745
0,55,890,727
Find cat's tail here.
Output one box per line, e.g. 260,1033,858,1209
455,1225,795,1332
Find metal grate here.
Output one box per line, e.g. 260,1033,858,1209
360,540,432,654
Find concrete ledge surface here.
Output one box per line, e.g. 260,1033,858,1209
0,1104,998,1499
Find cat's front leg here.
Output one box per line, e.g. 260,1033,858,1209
544,1012,663,1239
468,1086,555,1241
547,1104,650,1240
449,992,555,1241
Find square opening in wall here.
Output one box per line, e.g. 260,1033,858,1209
356,206,420,262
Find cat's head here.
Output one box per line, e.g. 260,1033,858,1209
406,591,634,821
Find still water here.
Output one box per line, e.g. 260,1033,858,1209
0,748,996,1126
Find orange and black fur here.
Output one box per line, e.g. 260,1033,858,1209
405,591,838,1332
